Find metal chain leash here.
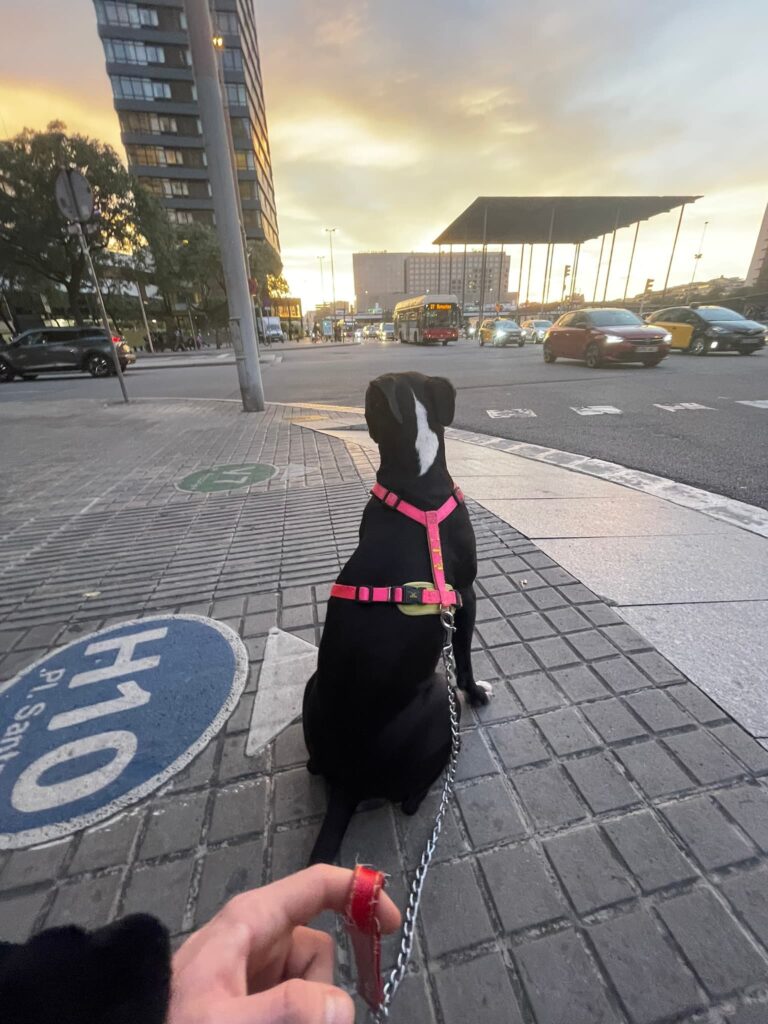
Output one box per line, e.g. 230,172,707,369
369,607,462,1022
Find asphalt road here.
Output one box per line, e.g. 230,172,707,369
3,339,767,508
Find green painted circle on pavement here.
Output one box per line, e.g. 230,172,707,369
178,463,277,493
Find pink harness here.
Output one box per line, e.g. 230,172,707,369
330,481,464,609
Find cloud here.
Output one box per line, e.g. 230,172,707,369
0,79,122,153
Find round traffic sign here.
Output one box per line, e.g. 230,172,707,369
0,615,247,849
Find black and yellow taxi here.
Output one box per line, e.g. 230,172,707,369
647,305,766,356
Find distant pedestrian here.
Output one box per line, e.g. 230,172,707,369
195,331,203,350
174,327,183,351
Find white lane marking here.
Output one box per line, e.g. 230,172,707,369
654,402,716,412
246,628,317,756
571,406,622,416
737,400,768,409
412,390,439,476
487,409,537,418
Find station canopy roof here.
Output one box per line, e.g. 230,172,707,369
434,196,700,246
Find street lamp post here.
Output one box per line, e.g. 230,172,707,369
317,255,326,306
325,228,337,316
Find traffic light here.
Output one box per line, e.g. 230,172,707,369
644,278,654,293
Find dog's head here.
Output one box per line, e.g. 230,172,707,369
365,372,456,476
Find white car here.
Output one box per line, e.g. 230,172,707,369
377,322,395,341
521,319,553,344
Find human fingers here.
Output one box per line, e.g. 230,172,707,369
226,864,400,938
221,979,355,1024
280,926,335,985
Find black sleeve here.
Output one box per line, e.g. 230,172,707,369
0,914,171,1024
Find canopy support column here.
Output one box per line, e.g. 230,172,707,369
623,220,641,302
662,202,688,299
477,205,488,319
592,235,606,303
602,206,621,303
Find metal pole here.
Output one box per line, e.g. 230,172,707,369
592,234,606,303
477,205,488,318
136,278,154,352
662,203,687,299
525,243,533,307
317,255,326,305
541,206,556,310
602,207,621,303
185,0,264,410
448,244,453,295
686,220,708,301
570,242,581,306
437,244,442,292
517,243,524,313
461,243,467,312
623,221,641,302
326,228,337,315
496,244,505,303
74,224,128,402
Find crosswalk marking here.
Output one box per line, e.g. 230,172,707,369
737,400,768,409
571,406,622,416
487,409,537,418
654,402,716,412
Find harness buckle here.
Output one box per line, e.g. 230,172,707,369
356,586,374,602
402,584,425,605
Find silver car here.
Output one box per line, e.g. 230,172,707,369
521,318,553,344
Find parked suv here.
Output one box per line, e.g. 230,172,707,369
0,326,135,382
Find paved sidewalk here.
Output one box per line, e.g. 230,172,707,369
1,398,768,1024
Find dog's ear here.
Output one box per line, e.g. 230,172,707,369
426,376,455,426
368,375,403,424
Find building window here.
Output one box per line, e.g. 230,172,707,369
168,210,195,225
112,76,171,100
215,10,238,33
238,179,258,201
127,145,184,166
222,48,243,71
242,209,261,231
225,83,247,106
104,39,165,65
95,2,158,27
235,150,255,170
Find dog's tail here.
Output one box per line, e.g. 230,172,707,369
308,787,358,865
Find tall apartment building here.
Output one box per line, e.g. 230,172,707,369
353,250,512,314
746,203,768,290
92,0,279,257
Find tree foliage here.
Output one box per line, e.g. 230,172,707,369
0,122,158,321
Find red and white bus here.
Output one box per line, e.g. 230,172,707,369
394,294,461,345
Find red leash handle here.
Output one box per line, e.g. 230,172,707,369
344,865,386,1011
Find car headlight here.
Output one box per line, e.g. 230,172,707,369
494,331,505,339
603,334,624,344
706,327,725,336
661,332,672,342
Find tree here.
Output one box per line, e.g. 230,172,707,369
247,239,282,300
175,222,227,325
266,273,290,299
0,121,154,322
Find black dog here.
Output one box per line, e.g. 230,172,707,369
303,372,492,864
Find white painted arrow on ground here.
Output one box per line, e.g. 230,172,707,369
737,400,768,409
570,406,622,416
246,627,317,756
654,402,715,412
487,409,537,418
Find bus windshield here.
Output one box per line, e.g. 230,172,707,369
425,307,456,326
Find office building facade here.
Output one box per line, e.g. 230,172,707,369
92,0,279,256
353,250,512,314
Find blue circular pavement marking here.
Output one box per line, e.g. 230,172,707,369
0,614,248,849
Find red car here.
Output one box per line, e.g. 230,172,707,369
543,308,672,368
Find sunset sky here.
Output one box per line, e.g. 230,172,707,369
1,0,766,309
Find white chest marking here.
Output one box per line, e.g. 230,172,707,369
412,392,439,476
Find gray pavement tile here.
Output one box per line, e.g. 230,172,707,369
711,725,768,774
623,689,697,732
663,731,746,786
493,592,535,616
45,874,121,930
122,857,195,933
542,604,590,633
527,586,568,610
281,585,313,607
0,839,70,891
515,929,616,1024
558,583,598,605
168,741,218,792
540,567,578,586
218,733,268,783
420,859,495,958
603,810,696,893
475,597,500,621
384,972,436,1024
210,596,246,620
599,623,650,652
479,841,567,932
629,649,685,684
534,707,601,756
246,592,279,613
475,618,518,647
242,611,277,637
526,635,579,668
496,555,528,574
454,729,499,781
68,812,143,874
662,796,756,870
456,777,528,847
666,682,731,724
545,826,636,914
490,644,539,678
280,604,315,629
592,655,652,693
270,824,319,880
565,752,642,814
511,612,555,640
725,1004,768,1024
513,765,588,830
274,722,309,768
588,908,701,1024
487,719,549,770
658,888,768,997
715,785,768,852
398,791,468,868
721,865,768,946
479,574,515,596
273,767,328,824
509,671,565,713
616,740,697,799
0,890,49,942
139,791,209,859
551,663,610,702
209,779,267,843
195,838,266,926
340,805,401,880
583,698,647,743
433,952,523,1024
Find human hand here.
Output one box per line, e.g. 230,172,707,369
169,864,401,1024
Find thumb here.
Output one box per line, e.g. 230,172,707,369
225,979,355,1024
